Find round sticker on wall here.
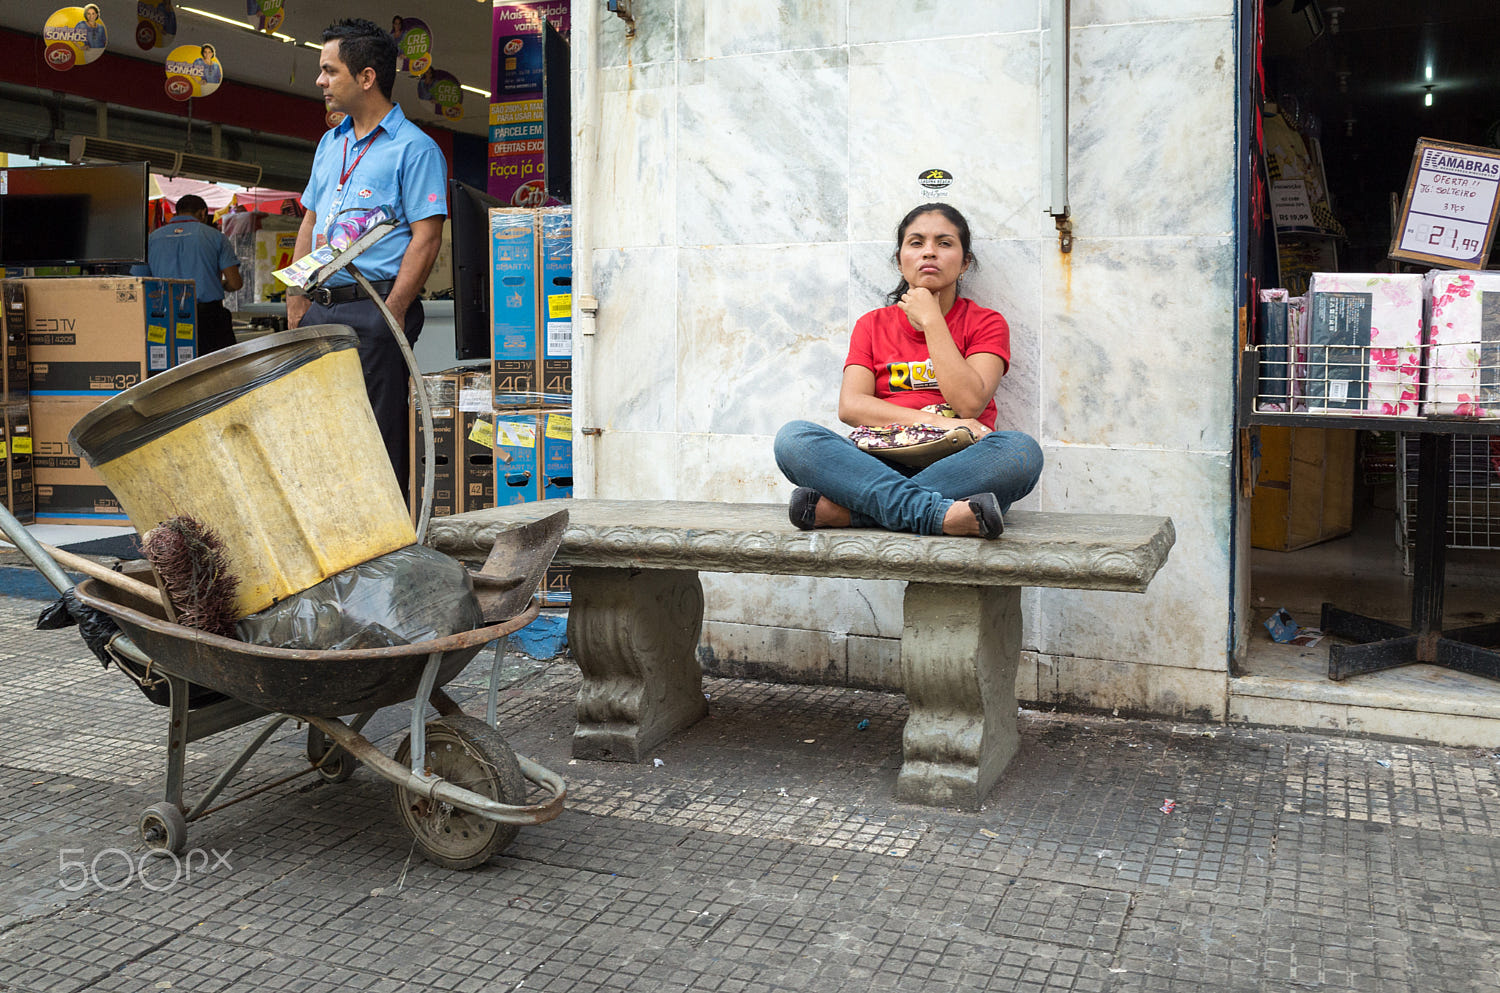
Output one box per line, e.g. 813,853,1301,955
134,0,176,50
393,17,433,77
918,169,954,197
164,43,223,100
43,5,108,71
251,0,284,34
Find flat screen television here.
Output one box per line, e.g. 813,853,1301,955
542,21,571,203
449,177,503,361
0,161,149,267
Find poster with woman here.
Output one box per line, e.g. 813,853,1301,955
391,15,433,76
164,43,224,100
135,0,177,50
42,5,108,71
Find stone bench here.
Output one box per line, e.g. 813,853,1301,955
429,499,1175,810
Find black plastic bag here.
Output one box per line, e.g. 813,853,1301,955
38,588,226,708
236,543,482,651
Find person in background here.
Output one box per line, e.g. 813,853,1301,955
286,17,446,495
79,5,106,49
194,43,221,85
774,203,1043,539
131,193,243,354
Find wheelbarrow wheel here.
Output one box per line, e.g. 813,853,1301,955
139,802,188,855
306,724,357,783
392,715,527,869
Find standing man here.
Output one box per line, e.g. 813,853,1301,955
131,193,243,354
287,17,447,494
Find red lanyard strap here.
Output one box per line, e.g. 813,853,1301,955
340,130,381,188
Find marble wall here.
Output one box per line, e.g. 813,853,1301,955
579,0,1240,718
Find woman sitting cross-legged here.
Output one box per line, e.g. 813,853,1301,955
774,202,1042,539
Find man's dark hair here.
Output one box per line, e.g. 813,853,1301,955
175,194,207,216
322,18,397,101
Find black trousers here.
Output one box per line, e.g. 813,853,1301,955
196,300,236,354
301,297,424,497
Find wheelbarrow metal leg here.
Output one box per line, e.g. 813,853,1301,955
185,715,290,821
408,651,444,779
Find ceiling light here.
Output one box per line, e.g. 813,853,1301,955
1425,65,1433,82
461,84,491,98
177,5,243,29
1424,87,1434,108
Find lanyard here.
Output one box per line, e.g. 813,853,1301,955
337,129,381,191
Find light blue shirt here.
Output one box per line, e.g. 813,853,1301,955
300,102,448,287
130,212,238,302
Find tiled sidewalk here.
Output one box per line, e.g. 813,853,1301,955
1,591,1498,992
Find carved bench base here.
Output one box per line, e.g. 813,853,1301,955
567,567,707,762
566,567,1021,808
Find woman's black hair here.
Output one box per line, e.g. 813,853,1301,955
884,202,977,305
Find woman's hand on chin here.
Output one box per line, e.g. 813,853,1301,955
898,287,942,332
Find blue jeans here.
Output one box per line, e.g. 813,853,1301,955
774,420,1044,535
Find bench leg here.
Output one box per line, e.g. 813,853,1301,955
896,582,1021,810
566,566,708,762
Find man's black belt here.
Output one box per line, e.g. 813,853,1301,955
309,278,396,306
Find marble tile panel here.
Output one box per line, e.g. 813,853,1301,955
679,0,846,60
846,634,901,690
700,574,903,640
674,432,784,504
597,0,677,69
1226,696,1350,735
1039,652,1228,720
1070,0,1233,27
592,430,680,500
1040,235,1236,451
592,62,676,250
590,246,679,433
676,244,850,437
969,239,1046,443
677,50,849,247
1066,18,1235,238
849,0,1039,45
1032,446,1232,668
848,35,1048,243
699,619,847,686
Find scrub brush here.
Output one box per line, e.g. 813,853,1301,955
140,516,240,637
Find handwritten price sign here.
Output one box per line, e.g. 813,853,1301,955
1390,138,1500,269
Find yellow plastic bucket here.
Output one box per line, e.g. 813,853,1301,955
70,325,416,619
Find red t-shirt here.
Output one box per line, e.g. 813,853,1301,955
844,297,1010,429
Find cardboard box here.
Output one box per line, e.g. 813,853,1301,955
30,395,127,524
539,409,573,500
492,409,572,505
490,208,540,407
493,411,542,506
2,281,30,401
171,280,198,366
1251,426,1355,551
538,207,572,405
17,276,191,395
409,373,460,523
0,401,34,524
254,229,298,303
540,564,571,607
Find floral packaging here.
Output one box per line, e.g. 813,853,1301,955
1423,270,1500,418
1304,273,1423,415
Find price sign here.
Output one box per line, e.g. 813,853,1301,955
1389,138,1500,269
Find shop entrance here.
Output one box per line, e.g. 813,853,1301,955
1239,1,1500,704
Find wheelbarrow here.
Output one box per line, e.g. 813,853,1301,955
3,504,572,871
